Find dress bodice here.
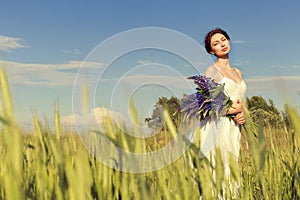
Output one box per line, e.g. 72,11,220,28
219,77,246,101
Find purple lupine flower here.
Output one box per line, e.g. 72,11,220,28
178,75,233,121
214,92,227,117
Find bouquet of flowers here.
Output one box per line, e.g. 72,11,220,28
178,75,233,121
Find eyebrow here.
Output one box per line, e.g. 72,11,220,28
212,36,226,44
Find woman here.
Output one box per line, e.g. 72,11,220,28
199,28,246,178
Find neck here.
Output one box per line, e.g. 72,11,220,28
215,58,231,69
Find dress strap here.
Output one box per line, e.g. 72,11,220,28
213,64,242,81
212,64,231,96
212,64,225,79
233,68,242,79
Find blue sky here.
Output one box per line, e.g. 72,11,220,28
0,1,299,127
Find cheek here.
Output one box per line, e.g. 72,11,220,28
211,45,220,52
226,41,231,47
210,48,216,54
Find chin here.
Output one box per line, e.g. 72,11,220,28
217,52,229,58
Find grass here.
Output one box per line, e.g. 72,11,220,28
0,69,299,199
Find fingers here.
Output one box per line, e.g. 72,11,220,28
233,112,246,125
235,118,245,125
234,118,245,125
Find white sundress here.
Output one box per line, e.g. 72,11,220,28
189,75,247,178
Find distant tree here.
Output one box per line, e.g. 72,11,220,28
145,96,181,131
246,95,284,128
147,95,285,130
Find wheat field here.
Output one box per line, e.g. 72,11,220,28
0,69,299,199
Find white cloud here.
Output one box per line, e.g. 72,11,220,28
233,59,249,67
271,64,300,69
137,60,152,65
61,107,126,126
246,76,300,82
232,40,247,44
61,107,155,136
1,60,105,86
116,74,194,90
245,76,300,109
0,35,28,52
61,49,80,55
245,76,300,92
193,61,206,67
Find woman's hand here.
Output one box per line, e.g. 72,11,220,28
233,111,245,125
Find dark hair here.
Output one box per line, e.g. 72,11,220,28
204,28,230,54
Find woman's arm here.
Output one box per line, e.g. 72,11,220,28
227,99,243,115
227,99,246,125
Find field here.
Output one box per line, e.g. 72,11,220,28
0,69,299,199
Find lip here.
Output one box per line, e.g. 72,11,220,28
221,47,228,52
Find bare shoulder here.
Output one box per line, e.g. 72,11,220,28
234,67,243,77
204,65,222,82
204,65,218,76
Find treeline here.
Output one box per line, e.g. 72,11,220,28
145,95,296,130
246,96,285,128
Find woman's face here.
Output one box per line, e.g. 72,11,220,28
210,33,231,57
